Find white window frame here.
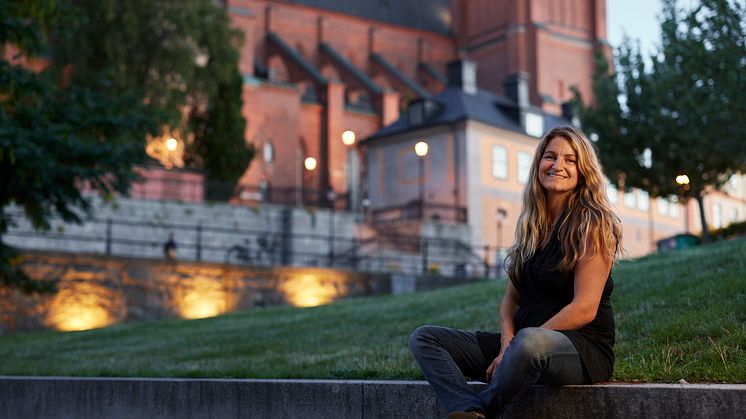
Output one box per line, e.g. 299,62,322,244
607,183,618,204
263,141,274,163
637,190,649,211
624,190,636,208
657,197,668,216
492,145,508,179
712,202,722,228
669,196,679,218
517,151,531,184
524,112,544,138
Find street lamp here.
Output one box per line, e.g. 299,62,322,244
676,174,690,233
496,208,507,277
303,157,317,205
342,130,356,146
342,130,357,210
327,189,337,265
415,141,429,219
304,157,317,171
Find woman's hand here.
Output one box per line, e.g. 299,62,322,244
489,281,519,383
486,352,504,383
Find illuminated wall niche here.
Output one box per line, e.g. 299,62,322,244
44,273,125,332
174,276,235,319
279,271,347,308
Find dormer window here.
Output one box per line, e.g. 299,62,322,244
408,99,442,127
524,112,544,137
409,101,424,126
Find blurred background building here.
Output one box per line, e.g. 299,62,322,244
4,0,744,269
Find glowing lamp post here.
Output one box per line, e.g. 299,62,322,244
415,141,429,219
342,130,357,210
302,157,317,205
676,174,690,232
342,130,356,146
304,157,317,171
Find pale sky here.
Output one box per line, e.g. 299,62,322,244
606,0,663,56
606,0,706,56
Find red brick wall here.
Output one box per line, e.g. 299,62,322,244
453,0,604,110
228,0,457,199
228,0,605,199
240,82,302,189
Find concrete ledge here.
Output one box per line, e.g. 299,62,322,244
1,376,744,418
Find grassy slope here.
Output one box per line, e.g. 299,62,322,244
0,239,744,382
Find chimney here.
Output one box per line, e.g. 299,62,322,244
447,59,478,95
503,73,530,109
561,101,581,127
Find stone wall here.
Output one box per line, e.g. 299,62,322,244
3,195,480,276
0,251,484,335
0,251,390,335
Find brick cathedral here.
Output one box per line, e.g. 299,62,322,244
227,0,608,205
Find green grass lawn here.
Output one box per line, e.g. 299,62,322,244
0,238,744,383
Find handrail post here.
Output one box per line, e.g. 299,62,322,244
483,245,490,278
105,218,112,255
196,222,202,261
422,238,428,275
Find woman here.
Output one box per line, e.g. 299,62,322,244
409,126,623,418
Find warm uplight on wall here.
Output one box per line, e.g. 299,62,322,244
279,272,343,307
175,277,233,319
45,280,123,332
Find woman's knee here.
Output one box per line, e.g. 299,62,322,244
509,328,566,361
408,325,439,353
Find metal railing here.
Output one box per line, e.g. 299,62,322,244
371,200,467,224
3,212,505,278
235,185,350,210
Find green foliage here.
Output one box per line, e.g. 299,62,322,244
1,0,251,291
54,0,253,183
710,219,746,240
0,238,744,382
187,65,254,183
574,0,746,240
1,0,159,292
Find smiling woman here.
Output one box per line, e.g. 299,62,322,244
538,137,579,198
409,126,623,419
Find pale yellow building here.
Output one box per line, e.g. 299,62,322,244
363,60,746,260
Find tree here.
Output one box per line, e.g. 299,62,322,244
574,0,746,241
1,0,158,292
1,0,252,292
53,0,253,186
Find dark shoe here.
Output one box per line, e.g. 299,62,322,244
447,411,486,419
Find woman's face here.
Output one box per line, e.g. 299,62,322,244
538,136,579,196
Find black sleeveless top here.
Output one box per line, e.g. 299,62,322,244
511,219,616,383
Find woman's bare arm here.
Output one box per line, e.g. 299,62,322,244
541,252,612,331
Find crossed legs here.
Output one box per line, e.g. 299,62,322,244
409,326,587,418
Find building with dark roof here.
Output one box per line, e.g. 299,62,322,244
225,0,708,258
228,0,609,206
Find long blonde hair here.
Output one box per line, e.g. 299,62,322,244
505,126,623,283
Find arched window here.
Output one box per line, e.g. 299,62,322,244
263,141,274,163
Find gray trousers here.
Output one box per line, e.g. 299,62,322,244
408,325,588,417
